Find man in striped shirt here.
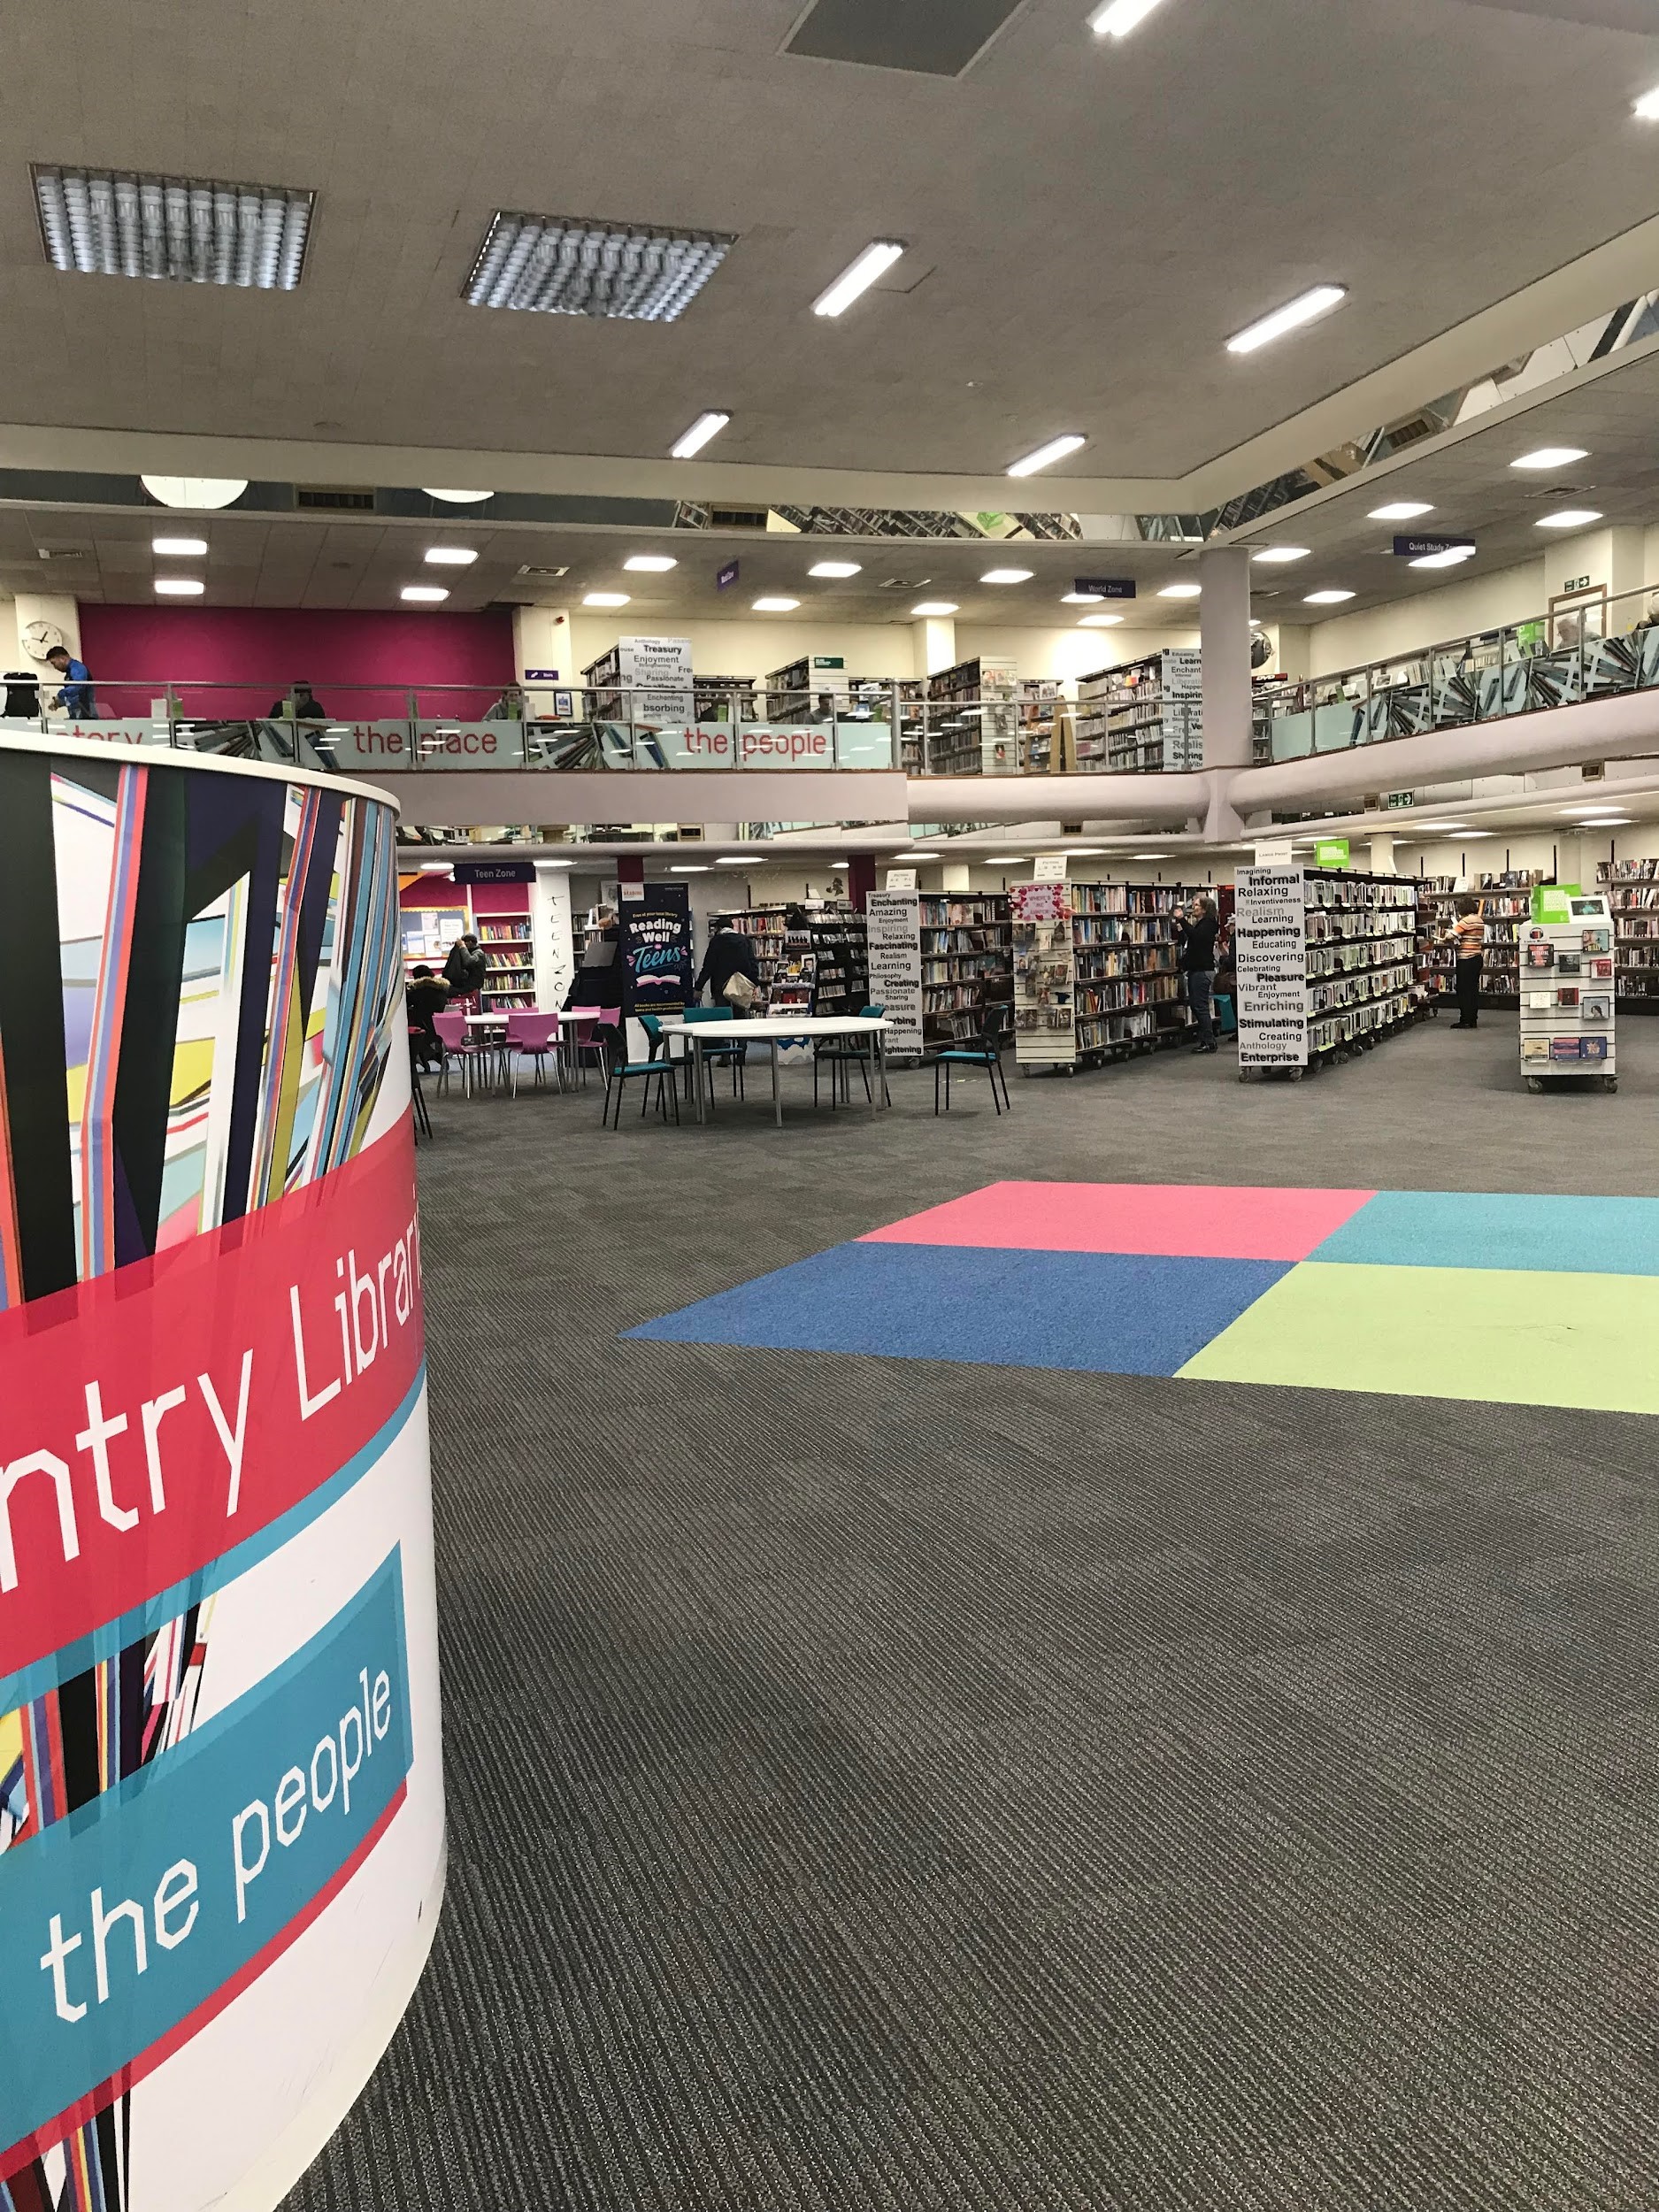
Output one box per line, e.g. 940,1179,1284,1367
1452,896,1485,1029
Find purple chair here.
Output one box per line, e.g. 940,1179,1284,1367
504,1010,561,1095
432,1009,490,1097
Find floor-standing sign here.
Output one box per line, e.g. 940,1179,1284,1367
0,733,443,2212
1235,864,1309,1071
865,890,923,1056
620,884,695,1066
1011,881,1077,1066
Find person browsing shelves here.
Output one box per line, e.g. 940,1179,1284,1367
695,916,761,1010
1451,895,1485,1029
1175,894,1220,1054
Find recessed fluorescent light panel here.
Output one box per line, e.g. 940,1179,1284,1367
1062,590,1102,604
1636,85,1659,119
753,596,800,611
153,578,204,595
715,856,750,864
424,488,492,503
152,536,207,556
1370,502,1434,520
1088,0,1170,34
1409,547,1476,570
981,568,1033,584
464,213,734,320
1225,284,1347,355
810,560,862,579
1158,583,1202,599
424,546,478,565
1079,614,1124,626
33,165,313,288
671,411,730,459
623,554,677,572
1251,547,1310,564
1536,510,1602,529
813,240,904,318
583,591,630,607
401,585,449,602
1304,588,1356,603
911,600,958,616
1007,434,1087,479
1512,447,1588,470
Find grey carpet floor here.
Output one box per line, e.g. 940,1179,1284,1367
285,1019,1659,2212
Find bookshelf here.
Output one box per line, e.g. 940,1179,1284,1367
919,893,1012,1048
921,657,1019,777
1237,866,1417,1075
476,918,536,1011
1012,880,1210,1071
710,904,869,1016
1594,860,1659,1010
1075,651,1202,773
1412,878,1457,1005
898,680,926,774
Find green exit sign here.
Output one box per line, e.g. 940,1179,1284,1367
1386,791,1415,810
1313,837,1350,868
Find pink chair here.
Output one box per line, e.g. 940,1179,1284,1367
504,1010,561,1095
432,1009,490,1097
565,1005,620,1087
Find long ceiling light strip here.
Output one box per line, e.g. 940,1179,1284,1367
1225,284,1347,354
463,212,735,321
813,241,904,318
33,165,312,288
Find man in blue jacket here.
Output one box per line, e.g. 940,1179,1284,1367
45,644,93,717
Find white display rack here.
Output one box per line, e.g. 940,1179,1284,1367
1518,886,1617,1093
1012,880,1205,1072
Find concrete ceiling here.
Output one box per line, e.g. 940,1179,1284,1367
8,0,1659,508
1223,336,1659,621
0,503,1213,622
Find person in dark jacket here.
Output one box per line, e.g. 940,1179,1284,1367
442,933,488,1004
1175,894,1219,1054
405,965,451,1069
695,917,762,1009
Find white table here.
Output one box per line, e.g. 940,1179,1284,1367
660,1015,891,1128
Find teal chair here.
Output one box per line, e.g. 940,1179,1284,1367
601,1013,681,1129
814,1002,888,1109
680,1003,747,1104
934,1031,1010,1116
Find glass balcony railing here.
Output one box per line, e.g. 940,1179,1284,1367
0,680,903,773
1256,580,1659,765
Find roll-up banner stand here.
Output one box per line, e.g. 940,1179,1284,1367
0,734,443,2212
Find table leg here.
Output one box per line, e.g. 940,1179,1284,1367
695,1039,707,1126
868,1032,879,1120
772,1040,782,1127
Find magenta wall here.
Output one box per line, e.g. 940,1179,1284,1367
79,606,516,718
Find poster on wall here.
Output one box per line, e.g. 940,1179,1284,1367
0,737,443,2212
865,891,923,1056
620,885,694,1018
1234,864,1309,1069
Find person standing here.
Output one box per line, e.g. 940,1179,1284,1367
1451,895,1485,1028
44,644,93,717
695,915,761,1010
1176,893,1219,1054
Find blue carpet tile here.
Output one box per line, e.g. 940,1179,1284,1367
626,1240,1293,1375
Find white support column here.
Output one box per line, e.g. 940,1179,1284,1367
1198,546,1251,770
912,617,956,680
1368,833,1396,875
530,864,575,1010
511,606,574,695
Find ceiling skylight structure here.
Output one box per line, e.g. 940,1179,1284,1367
34,165,312,287
464,213,735,320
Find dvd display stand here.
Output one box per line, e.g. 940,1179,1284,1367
1518,883,1617,1092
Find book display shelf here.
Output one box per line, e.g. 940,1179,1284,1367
712,904,869,1017
476,918,536,1010
1471,872,1539,1006
1519,884,1617,1091
920,893,1012,1048
1594,859,1659,1009
1412,877,1458,1004
923,657,1020,776
1075,651,1203,773
694,674,758,720
1236,866,1417,1078
1012,881,1208,1071
1019,680,1064,772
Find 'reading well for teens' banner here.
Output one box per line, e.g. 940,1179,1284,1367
0,736,444,2212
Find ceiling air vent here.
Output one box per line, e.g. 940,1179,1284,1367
517,564,572,580
785,0,1029,75
879,577,933,590
708,508,768,531
296,486,375,511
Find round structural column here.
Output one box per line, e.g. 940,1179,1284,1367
0,733,443,2211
